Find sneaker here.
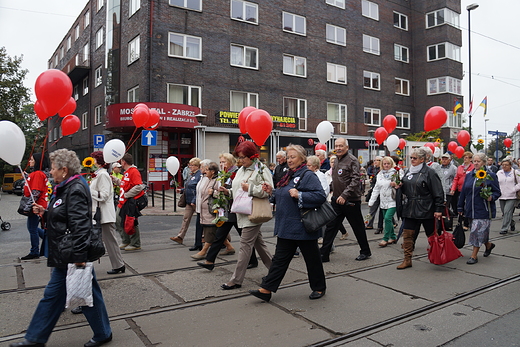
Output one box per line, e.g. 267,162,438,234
340,233,348,240
331,244,335,253
20,254,40,260
511,223,515,232
125,246,141,251
119,243,130,250
499,230,508,235
317,237,323,244
293,251,300,258
466,257,478,264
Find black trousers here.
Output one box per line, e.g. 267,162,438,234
262,237,326,293
403,218,436,244
205,221,257,265
194,213,203,248
321,200,371,258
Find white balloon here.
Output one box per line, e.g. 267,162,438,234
166,156,180,176
103,139,126,163
0,121,26,165
386,134,399,152
433,147,441,158
316,121,334,144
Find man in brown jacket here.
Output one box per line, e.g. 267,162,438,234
320,138,371,262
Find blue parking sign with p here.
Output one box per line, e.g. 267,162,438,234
94,134,105,148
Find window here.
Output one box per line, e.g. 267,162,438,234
362,0,379,20
230,91,258,112
427,76,462,95
84,11,90,28
66,36,71,51
327,62,347,84
128,36,140,64
73,85,79,100
326,0,345,9
60,46,64,60
75,25,79,41
394,44,409,63
82,77,89,96
283,54,306,77
168,32,202,60
363,34,380,55
363,71,380,90
326,24,346,46
169,0,201,11
167,83,201,107
94,105,102,125
54,127,58,140
230,44,258,69
55,55,58,67
364,107,381,126
284,97,307,130
95,27,104,49
95,66,102,87
395,78,410,96
426,8,460,28
327,103,347,133
427,42,460,62
393,11,408,30
128,86,139,102
231,0,258,24
130,0,141,16
446,111,462,128
283,12,306,36
396,112,410,129
82,112,88,130
83,43,89,63
97,0,103,11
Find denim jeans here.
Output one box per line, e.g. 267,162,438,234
25,267,112,344
27,214,45,255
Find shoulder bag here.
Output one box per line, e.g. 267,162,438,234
230,169,255,215
178,191,186,208
427,219,463,265
248,166,273,224
452,215,466,249
513,170,520,200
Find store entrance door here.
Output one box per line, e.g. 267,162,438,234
168,130,194,188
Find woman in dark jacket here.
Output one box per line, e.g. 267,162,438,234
249,144,327,302
10,149,112,347
458,153,501,264
394,147,444,270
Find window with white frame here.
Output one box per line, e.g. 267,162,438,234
327,62,347,84
84,11,90,28
363,71,380,90
231,0,258,24
446,111,462,128
362,0,379,20
168,32,202,60
95,27,104,49
326,0,345,9
426,8,460,29
95,66,102,87
230,44,258,69
327,103,347,133
128,36,140,64
395,78,410,96
283,97,307,130
427,42,460,62
60,46,64,60
66,36,71,51
167,83,201,107
393,11,408,30
82,112,88,130
169,0,201,11
230,91,258,112
83,43,89,63
283,12,306,36
97,0,103,11
427,76,462,95
82,77,89,95
283,54,306,77
75,25,79,41
326,24,346,46
128,86,139,102
130,0,141,16
363,34,380,55
364,107,381,126
94,105,102,125
55,55,58,67
73,85,79,100
396,111,410,129
394,44,409,63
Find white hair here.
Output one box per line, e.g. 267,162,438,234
276,151,286,158
200,159,212,169
315,149,326,157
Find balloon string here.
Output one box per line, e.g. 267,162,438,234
126,127,138,150
18,165,35,205
417,132,426,142
126,132,142,152
25,134,39,171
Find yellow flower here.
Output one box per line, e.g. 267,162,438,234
477,139,484,144
476,170,487,179
82,157,94,168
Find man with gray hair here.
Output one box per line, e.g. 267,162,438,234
315,149,330,172
273,150,288,186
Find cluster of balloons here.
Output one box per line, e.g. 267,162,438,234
132,103,160,130
374,115,406,152
238,107,273,146
34,69,80,136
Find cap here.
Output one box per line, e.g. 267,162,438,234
113,163,122,168
441,153,451,158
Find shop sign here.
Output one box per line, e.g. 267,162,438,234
215,111,297,129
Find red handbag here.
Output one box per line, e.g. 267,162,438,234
124,216,136,235
427,219,463,265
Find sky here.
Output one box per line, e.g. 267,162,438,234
1,0,519,144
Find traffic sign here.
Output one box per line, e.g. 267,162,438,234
488,131,507,137
141,130,157,146
93,134,105,149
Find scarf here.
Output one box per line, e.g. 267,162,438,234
277,163,306,188
51,174,81,201
408,163,424,174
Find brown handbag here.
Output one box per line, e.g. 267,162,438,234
248,197,273,224
177,193,186,208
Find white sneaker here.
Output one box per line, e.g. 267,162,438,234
318,238,323,244
119,243,129,250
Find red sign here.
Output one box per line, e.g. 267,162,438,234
106,102,201,129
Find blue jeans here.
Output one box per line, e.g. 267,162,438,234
25,267,112,343
27,214,45,255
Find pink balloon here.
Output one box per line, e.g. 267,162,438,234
374,127,388,145
383,115,397,134
457,130,470,147
424,106,448,132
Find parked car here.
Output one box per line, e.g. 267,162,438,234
1,173,23,194
13,178,24,196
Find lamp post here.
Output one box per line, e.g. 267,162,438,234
484,118,489,154
467,3,479,138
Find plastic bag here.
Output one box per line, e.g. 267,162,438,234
230,188,252,215
66,262,93,308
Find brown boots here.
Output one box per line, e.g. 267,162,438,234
397,229,415,270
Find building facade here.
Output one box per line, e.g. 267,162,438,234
48,0,463,186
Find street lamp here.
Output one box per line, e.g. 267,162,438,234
467,3,479,138
367,129,375,162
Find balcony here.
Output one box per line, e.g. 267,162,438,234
62,53,90,84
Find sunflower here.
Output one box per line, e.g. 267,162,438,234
476,170,487,179
82,157,95,168
477,138,484,144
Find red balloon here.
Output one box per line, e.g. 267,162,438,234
398,138,406,150
238,106,256,134
34,69,73,116
517,123,520,132
434,142,441,147
424,106,448,132
383,115,397,134
457,130,470,147
374,127,388,145
424,142,435,153
144,109,160,130
245,109,273,146
132,106,150,128
454,146,465,159
61,115,80,136
58,97,76,118
447,141,458,152
34,100,52,121
314,143,327,152
504,138,512,148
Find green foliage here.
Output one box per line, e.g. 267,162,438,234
403,129,441,141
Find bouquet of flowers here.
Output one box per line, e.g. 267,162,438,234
364,213,371,226
210,170,233,227
391,166,401,185
82,157,96,184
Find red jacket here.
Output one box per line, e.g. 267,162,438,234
451,163,474,192
24,171,48,208
118,166,144,208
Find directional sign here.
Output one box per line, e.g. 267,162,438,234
93,134,105,149
141,130,157,146
488,131,508,137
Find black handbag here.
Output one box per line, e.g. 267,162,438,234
135,193,148,211
452,215,466,249
301,202,337,233
17,195,33,216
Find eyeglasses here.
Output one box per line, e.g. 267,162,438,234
410,156,418,160
237,156,247,160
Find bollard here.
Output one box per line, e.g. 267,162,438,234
151,182,155,207
174,185,177,213
162,184,165,210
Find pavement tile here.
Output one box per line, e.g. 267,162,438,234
460,280,520,316
0,265,18,291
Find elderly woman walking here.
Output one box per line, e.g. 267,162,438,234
496,158,520,234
